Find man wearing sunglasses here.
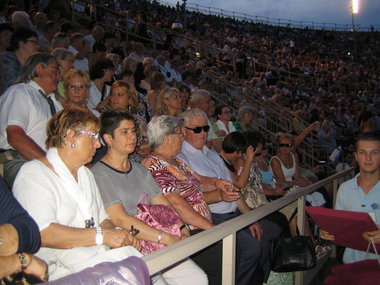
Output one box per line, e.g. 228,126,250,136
178,109,281,285
188,89,222,152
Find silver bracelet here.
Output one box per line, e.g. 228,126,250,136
157,230,163,244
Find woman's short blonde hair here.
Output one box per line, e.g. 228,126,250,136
46,109,100,148
277,133,294,144
63,68,90,94
109,80,138,113
156,88,180,116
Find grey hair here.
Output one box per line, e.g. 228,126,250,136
178,109,208,127
51,48,73,60
17,53,57,83
189,88,210,107
237,105,255,120
147,115,183,150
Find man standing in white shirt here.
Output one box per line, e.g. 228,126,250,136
0,53,62,187
177,109,281,285
68,33,90,72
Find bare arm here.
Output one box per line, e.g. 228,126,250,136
0,224,18,256
0,254,47,281
270,157,288,188
164,192,214,230
232,146,255,189
106,203,180,246
6,126,45,160
0,255,20,278
40,221,132,249
294,122,317,149
293,153,311,187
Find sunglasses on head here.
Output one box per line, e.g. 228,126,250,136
279,143,294,147
185,125,210,134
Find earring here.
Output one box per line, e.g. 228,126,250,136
71,143,76,148
108,145,112,149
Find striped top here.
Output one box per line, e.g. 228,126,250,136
145,155,212,229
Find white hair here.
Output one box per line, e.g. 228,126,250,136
147,115,183,150
179,109,208,127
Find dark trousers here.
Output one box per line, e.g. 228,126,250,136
190,229,222,285
212,210,282,285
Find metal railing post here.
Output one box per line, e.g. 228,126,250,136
295,195,306,285
222,233,236,285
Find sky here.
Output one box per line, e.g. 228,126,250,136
161,0,380,29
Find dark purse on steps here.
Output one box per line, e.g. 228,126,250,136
271,236,316,272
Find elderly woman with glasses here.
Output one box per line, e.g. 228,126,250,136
91,110,208,285
13,109,141,281
62,69,100,117
142,115,240,285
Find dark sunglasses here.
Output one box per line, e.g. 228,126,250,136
185,125,210,134
279,143,294,147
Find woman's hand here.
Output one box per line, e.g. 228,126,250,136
103,228,132,248
125,232,142,251
165,234,182,246
245,145,255,163
273,187,285,196
215,178,234,192
249,223,263,241
362,230,380,244
24,254,48,282
320,230,334,241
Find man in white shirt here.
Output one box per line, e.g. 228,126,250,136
0,53,62,187
188,89,222,152
178,109,281,285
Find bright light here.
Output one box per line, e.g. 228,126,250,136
352,0,359,14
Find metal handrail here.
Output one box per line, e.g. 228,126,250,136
142,168,355,285
159,1,379,32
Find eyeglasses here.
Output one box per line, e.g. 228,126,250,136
79,130,100,141
185,125,210,134
279,143,294,147
68,84,87,91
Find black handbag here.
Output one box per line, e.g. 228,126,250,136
271,236,316,272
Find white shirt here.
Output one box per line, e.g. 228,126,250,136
0,81,62,151
68,45,89,72
215,120,236,135
178,141,237,214
13,159,109,280
87,81,110,110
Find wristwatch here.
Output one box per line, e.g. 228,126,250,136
95,227,104,246
19,253,28,271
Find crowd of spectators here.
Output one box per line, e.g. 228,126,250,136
0,0,379,283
